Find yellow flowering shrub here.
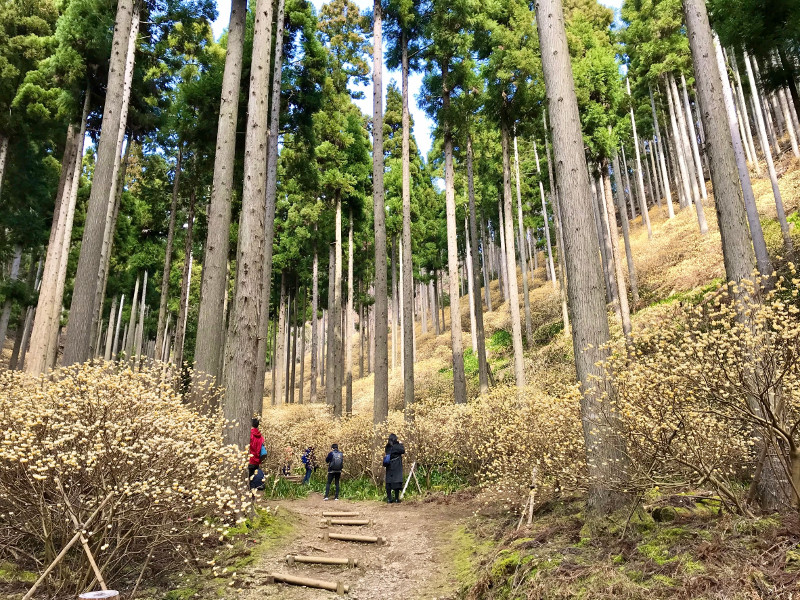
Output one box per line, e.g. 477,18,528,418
606,271,800,512
0,363,249,595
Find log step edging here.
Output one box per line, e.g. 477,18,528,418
286,554,358,568
322,531,387,545
321,518,372,526
267,572,349,595
322,511,360,518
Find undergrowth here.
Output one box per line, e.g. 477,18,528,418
461,497,800,600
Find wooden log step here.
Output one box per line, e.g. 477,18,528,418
286,554,358,568
322,518,372,526
322,511,360,518
323,531,387,545
79,593,119,599
267,572,349,595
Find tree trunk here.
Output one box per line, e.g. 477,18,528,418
390,235,397,371
372,0,389,424
533,140,557,288
497,199,509,303
63,0,137,366
194,0,246,388
299,288,306,404
645,139,661,208
513,134,533,345
321,306,327,389
642,140,656,208
744,50,794,258
102,296,117,361
543,110,571,335
274,273,287,405
26,110,84,374
0,246,22,346
714,37,772,280
346,209,354,416
0,134,8,199
126,274,140,358
431,275,440,335
776,81,799,157
679,74,708,199
111,294,124,360
650,87,676,217
155,146,181,361
332,197,343,417
664,80,695,213
684,0,787,511
536,0,631,514
465,219,478,357
626,79,653,237
284,289,292,403
669,74,704,217
602,169,632,340
173,186,195,369
222,0,275,449
611,153,640,305
255,0,286,400
359,292,365,376
729,50,761,174
501,122,525,389
134,270,148,367
593,174,619,312
466,135,489,394
480,212,492,312
310,240,319,402
290,285,298,404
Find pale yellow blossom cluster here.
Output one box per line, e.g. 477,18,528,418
0,362,250,594
605,270,800,512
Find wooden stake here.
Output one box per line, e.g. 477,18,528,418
56,479,107,590
23,492,115,600
399,461,417,499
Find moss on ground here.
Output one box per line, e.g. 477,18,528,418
461,496,800,600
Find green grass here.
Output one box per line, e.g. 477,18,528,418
260,467,467,501
488,329,513,352
0,561,37,584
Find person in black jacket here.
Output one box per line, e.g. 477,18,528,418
324,443,343,500
384,433,405,503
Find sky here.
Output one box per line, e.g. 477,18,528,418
210,0,624,159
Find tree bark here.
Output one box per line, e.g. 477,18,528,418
501,122,525,389
466,135,489,394
533,140,557,288
602,169,632,340
372,0,388,423
255,0,286,399
63,0,137,365
626,79,653,237
155,146,181,361
398,34,415,415
513,134,533,344
194,0,246,388
593,174,618,311
0,134,8,200
310,239,319,403
669,74,705,217
173,187,195,370
111,294,124,360
744,50,794,258
0,246,22,347
611,153,640,305
728,50,761,174
299,287,306,404
290,285,298,405
543,110,571,335
222,0,274,449
332,197,343,417
650,87,676,217
680,74,708,199
346,209,354,416
536,0,631,514
714,37,772,280
102,296,117,361
134,270,148,367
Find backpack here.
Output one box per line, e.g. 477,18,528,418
259,443,268,461
330,450,343,472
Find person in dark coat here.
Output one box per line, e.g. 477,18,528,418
301,446,317,484
324,443,343,500
384,433,405,503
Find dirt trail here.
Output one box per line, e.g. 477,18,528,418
240,494,472,599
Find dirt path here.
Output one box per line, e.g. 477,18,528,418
239,494,472,599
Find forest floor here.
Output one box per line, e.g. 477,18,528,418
148,491,481,600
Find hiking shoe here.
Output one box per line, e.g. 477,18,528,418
324,497,329,501
334,498,339,501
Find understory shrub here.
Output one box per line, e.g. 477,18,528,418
606,272,800,513
0,363,249,597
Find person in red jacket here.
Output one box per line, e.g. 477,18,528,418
249,418,264,487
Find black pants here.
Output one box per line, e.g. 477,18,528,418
325,472,340,498
386,483,400,503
